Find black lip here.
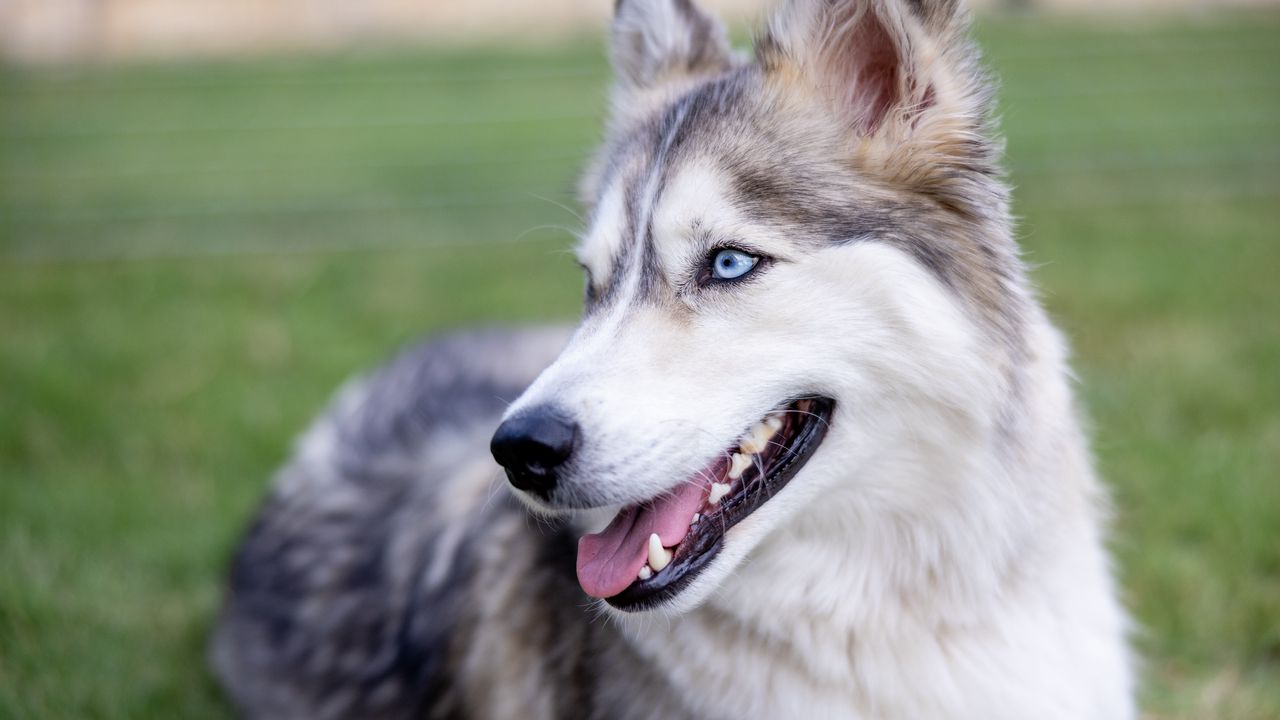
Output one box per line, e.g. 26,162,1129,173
606,396,835,611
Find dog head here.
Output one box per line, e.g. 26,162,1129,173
492,0,1027,615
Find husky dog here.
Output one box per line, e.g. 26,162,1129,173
212,0,1135,717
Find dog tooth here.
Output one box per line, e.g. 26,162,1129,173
755,420,778,442
707,482,731,505
740,422,776,454
691,512,701,526
647,534,672,572
637,565,653,581
728,452,752,480
765,416,783,432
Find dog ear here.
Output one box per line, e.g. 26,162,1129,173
758,0,980,132
610,0,734,94
758,0,999,200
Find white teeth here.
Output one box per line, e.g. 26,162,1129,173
707,482,731,505
691,512,701,526
739,421,776,454
647,533,672,572
637,565,653,581
766,416,783,432
728,452,752,480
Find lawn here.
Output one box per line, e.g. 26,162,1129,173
2,11,1278,719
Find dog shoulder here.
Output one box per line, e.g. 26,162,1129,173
209,327,580,719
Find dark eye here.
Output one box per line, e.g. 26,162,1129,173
709,248,760,281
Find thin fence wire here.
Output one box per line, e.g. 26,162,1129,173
1,108,605,141
5,227,554,267
7,148,594,182
6,190,568,226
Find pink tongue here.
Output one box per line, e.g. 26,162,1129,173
576,481,708,599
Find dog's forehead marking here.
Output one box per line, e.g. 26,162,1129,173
581,95,696,323
649,160,743,269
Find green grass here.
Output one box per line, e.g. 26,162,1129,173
2,11,1278,719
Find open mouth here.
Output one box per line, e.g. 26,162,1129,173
575,396,834,610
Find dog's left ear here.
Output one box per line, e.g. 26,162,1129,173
759,0,999,205
610,0,735,96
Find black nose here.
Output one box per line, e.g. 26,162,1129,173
490,407,578,496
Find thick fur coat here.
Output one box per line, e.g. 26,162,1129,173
212,0,1135,717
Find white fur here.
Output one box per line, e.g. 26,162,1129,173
503,156,1133,717
502,0,1134,716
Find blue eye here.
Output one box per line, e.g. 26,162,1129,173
710,248,759,281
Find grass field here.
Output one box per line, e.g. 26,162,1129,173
2,11,1279,719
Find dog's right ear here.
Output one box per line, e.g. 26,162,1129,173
609,0,734,95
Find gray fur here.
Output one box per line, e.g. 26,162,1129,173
211,0,1077,717
211,328,635,719
212,327,710,719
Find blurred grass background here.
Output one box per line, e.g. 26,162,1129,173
2,10,1279,719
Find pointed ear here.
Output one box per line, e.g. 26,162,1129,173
610,0,735,94
758,0,998,192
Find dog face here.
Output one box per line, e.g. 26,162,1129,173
493,0,1025,614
